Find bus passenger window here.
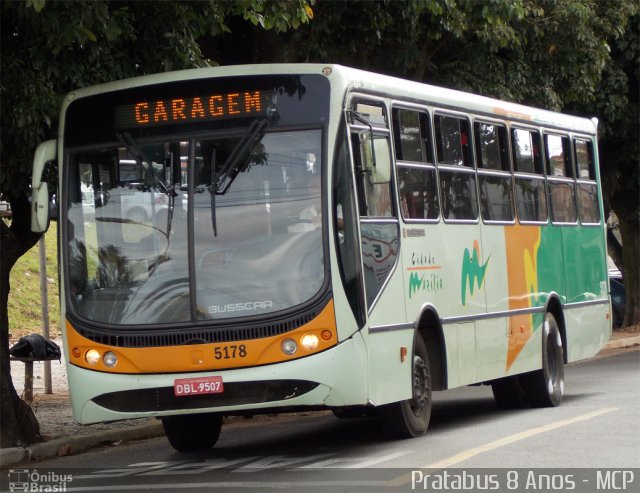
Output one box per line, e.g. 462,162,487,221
546,134,577,224
397,166,439,221
575,139,600,224
435,115,472,167
577,184,600,224
514,177,547,223
575,139,595,179
440,170,478,220
512,128,547,224
475,122,513,222
475,123,509,171
479,174,513,222
545,135,573,178
393,109,432,163
435,114,476,221
512,129,543,175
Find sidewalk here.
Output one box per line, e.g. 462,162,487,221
2,328,639,467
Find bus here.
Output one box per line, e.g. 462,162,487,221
30,64,611,451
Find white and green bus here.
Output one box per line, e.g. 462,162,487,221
31,64,611,451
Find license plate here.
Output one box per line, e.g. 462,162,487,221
174,376,224,397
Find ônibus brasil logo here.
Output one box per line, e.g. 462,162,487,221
7,469,72,492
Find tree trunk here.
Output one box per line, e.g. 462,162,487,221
0,193,44,448
606,228,624,271
615,210,640,327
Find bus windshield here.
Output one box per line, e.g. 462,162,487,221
66,128,324,325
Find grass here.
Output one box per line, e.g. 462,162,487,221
7,223,60,341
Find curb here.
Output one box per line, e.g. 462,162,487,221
1,422,163,468
605,334,640,350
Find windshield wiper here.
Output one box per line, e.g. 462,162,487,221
212,119,268,195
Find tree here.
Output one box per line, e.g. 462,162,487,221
0,0,312,448
209,0,638,326
588,15,639,326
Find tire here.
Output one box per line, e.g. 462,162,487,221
491,376,527,409
379,334,432,438
521,312,565,407
162,412,222,451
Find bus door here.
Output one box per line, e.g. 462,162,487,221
346,99,413,405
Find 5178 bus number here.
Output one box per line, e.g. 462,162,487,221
214,344,247,360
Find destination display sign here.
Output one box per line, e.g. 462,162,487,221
114,90,275,129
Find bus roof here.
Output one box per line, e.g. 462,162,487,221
63,63,597,136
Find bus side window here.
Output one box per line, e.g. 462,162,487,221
392,108,433,163
546,134,577,224
575,138,600,224
393,108,439,222
435,114,477,221
512,128,547,223
475,122,514,222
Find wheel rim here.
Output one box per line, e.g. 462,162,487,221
545,320,564,398
410,354,429,416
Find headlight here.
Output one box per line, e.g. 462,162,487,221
85,349,100,365
103,351,118,367
300,334,319,351
281,338,298,355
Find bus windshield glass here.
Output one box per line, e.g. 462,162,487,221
63,74,329,326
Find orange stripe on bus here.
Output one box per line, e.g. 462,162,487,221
66,299,337,374
504,226,541,370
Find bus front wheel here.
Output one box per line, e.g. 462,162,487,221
380,334,432,438
162,412,222,451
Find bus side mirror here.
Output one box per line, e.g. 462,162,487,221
31,140,57,233
360,134,391,185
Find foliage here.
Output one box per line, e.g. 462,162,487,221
590,14,639,326
299,0,634,110
7,225,59,340
0,0,312,197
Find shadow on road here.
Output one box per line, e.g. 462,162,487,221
164,393,509,461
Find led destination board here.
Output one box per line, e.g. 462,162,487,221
114,90,274,129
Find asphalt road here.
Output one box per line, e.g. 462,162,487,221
2,349,639,493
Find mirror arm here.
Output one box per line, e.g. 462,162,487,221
348,111,377,170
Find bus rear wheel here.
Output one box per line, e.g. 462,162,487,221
162,412,222,451
521,312,565,407
380,334,432,438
